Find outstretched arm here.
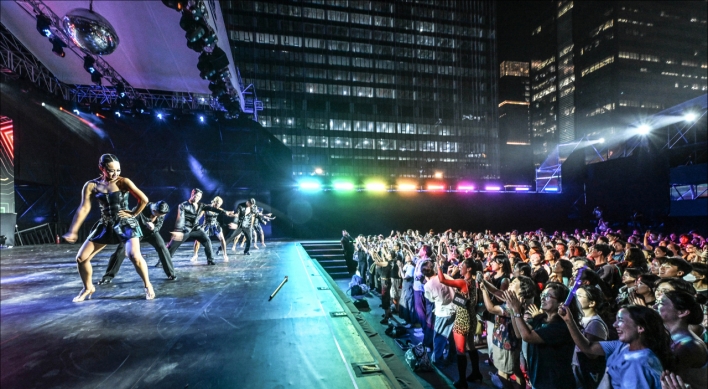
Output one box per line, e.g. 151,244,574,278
62,181,94,243
558,304,606,356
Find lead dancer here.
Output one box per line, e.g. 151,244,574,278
62,154,155,301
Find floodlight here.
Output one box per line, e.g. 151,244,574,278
199,116,205,122
83,55,102,85
157,113,163,120
637,124,651,135
684,112,697,122
314,167,323,175
598,138,605,143
36,15,52,37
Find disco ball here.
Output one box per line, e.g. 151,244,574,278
63,8,119,55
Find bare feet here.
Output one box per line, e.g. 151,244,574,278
223,253,229,262
72,286,95,302
144,284,155,300
254,244,259,250
231,244,237,251
189,254,198,262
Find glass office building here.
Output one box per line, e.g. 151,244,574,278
222,1,499,180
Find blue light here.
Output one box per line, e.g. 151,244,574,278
299,180,322,191
199,116,205,122
545,187,559,192
115,111,121,117
157,113,163,120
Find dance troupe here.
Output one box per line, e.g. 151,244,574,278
61,154,274,302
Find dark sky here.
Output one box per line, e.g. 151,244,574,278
496,1,556,63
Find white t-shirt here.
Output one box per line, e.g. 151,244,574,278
600,341,663,389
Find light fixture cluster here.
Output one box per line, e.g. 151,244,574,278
162,0,240,118
35,13,66,57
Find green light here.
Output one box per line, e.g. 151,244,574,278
333,182,355,191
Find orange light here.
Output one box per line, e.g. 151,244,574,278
398,184,417,191
427,184,445,191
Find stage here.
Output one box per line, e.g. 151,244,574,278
0,242,405,388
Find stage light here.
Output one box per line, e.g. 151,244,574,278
598,138,605,144
49,36,66,57
314,167,323,175
397,184,418,191
333,182,355,191
36,14,52,37
157,113,163,120
161,0,188,11
684,112,697,122
434,171,443,179
73,109,80,115
199,116,205,122
198,47,230,81
484,186,501,191
515,187,530,191
427,184,445,191
365,182,387,191
545,187,559,192
41,102,46,107
637,124,651,135
83,55,102,85
299,180,322,191
457,184,475,192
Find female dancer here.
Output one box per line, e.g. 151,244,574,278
191,196,229,262
436,257,482,388
62,154,154,301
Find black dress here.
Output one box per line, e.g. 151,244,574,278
199,209,222,237
87,187,142,244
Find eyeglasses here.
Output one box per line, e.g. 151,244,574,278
540,292,557,300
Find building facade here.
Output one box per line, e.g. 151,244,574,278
530,1,706,165
222,1,499,180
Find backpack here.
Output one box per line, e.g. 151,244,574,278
404,342,433,372
349,274,363,289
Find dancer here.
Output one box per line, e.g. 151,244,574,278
62,154,154,301
190,196,229,262
98,200,176,284
224,198,257,255
165,188,233,265
252,208,274,249
436,257,482,387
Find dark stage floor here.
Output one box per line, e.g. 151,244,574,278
0,242,395,389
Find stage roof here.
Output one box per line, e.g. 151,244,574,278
0,0,238,94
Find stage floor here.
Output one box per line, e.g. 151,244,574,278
0,242,394,389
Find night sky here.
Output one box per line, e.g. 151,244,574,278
496,1,555,63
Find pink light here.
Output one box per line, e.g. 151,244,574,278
457,184,475,191
427,184,445,191
485,186,501,191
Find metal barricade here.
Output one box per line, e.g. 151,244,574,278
14,223,55,246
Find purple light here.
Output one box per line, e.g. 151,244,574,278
515,187,530,191
457,184,475,191
485,186,501,191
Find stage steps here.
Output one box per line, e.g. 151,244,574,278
300,241,350,279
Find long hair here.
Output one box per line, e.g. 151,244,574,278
623,305,674,371
579,285,614,329
663,290,703,325
625,247,647,269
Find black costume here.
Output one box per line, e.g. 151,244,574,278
87,180,142,244
341,234,355,274
166,200,226,264
198,208,223,237
101,202,175,282
224,202,256,255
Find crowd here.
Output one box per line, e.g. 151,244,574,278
346,227,708,389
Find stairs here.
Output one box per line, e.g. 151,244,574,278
300,241,350,279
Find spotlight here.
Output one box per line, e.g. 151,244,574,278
314,167,323,175
83,56,102,85
197,47,229,81
637,124,651,135
157,113,163,120
434,171,443,179
199,116,205,122
36,14,52,37
73,109,80,114
133,99,146,114
208,80,227,98
116,82,128,107
179,11,208,52
598,138,605,144
41,102,46,107
49,36,66,57
115,111,121,117
684,112,697,122
161,0,188,11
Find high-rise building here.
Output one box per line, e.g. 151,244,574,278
530,1,706,164
222,1,499,180
498,61,533,185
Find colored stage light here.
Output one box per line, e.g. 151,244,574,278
314,167,324,175
544,187,559,192
157,113,163,120
515,187,531,191
299,180,322,191
333,182,355,191
484,186,501,191
115,111,121,117
457,183,475,192
434,171,443,179
427,184,445,191
365,182,387,191
36,15,52,37
397,184,418,191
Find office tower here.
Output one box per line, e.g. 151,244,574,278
498,61,533,184
530,1,706,164
222,1,499,180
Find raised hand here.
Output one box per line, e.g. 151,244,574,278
527,304,543,317
557,304,572,322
